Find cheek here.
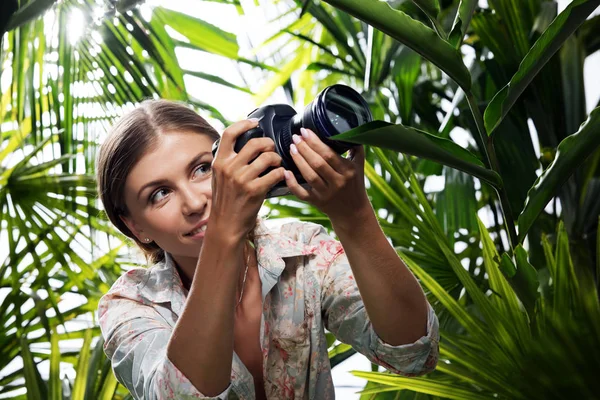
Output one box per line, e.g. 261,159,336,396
144,203,181,234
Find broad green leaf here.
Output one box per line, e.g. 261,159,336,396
412,0,440,19
484,0,600,135
560,34,587,136
518,106,600,242
332,121,502,187
553,221,579,312
392,47,421,123
436,166,478,237
488,0,539,58
449,0,477,48
499,253,517,278
322,0,471,91
411,0,445,38
532,2,558,35
581,14,600,55
513,245,540,317
153,7,239,59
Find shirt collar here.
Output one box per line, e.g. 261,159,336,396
139,217,320,309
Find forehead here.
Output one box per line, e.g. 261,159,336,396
126,130,215,187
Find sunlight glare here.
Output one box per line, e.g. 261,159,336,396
68,8,86,45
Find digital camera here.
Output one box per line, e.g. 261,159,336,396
212,84,372,198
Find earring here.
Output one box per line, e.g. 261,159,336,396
143,238,151,243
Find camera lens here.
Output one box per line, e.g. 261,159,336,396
273,85,372,169
301,84,372,154
323,86,371,134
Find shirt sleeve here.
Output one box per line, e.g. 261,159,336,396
98,273,232,400
310,225,440,376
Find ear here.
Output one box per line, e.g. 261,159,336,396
120,214,149,243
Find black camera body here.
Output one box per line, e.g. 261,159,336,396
212,84,372,198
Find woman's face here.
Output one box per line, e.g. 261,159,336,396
121,130,215,264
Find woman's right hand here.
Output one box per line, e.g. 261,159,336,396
208,119,286,241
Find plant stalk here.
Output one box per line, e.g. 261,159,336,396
465,92,491,166
466,92,518,252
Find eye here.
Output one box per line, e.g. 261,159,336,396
192,163,211,179
149,188,170,204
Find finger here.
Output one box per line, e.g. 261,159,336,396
240,152,282,181
254,167,286,194
218,119,260,157
236,137,276,165
290,141,328,193
283,170,312,201
298,128,347,174
292,132,340,185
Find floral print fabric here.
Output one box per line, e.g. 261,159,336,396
98,218,439,399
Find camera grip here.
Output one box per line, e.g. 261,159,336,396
233,126,264,153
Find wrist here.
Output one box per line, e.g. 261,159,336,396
329,201,375,233
205,216,247,249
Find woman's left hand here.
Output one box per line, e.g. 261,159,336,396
283,128,371,223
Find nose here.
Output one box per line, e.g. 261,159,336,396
180,184,208,216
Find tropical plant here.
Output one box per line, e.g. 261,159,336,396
0,0,255,397
354,219,600,400
237,0,600,396
259,0,599,397
19,329,133,400
2,0,600,398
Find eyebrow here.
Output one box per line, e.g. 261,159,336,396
136,151,212,201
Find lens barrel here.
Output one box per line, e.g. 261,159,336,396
301,85,372,154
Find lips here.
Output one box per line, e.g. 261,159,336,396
184,221,208,237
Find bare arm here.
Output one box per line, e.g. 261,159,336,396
165,118,285,397
166,226,244,396
330,206,428,346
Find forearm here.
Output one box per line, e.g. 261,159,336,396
167,225,244,396
330,206,428,346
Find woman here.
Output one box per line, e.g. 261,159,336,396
96,99,439,400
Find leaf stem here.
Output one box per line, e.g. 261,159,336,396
489,143,519,252
430,17,447,40
466,92,518,252
465,92,490,166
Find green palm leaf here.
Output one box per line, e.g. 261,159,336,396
517,106,600,242
323,0,471,91
484,0,600,135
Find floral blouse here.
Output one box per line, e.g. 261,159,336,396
98,217,439,399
